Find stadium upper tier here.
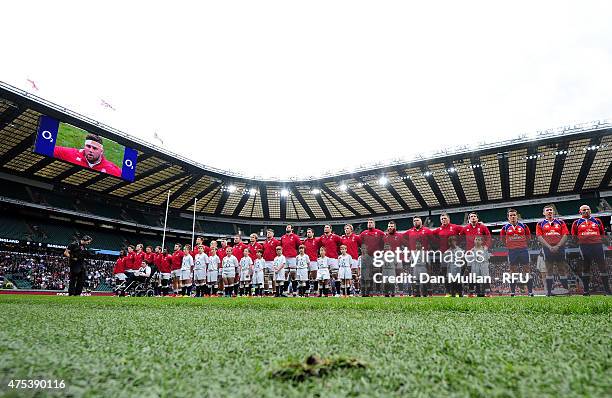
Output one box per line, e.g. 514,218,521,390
1,81,611,222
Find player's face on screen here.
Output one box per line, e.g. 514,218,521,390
413,218,422,228
174,244,181,251
387,222,395,233
234,236,241,244
469,214,478,224
344,225,352,235
440,215,449,225
367,220,375,229
324,225,331,234
307,229,313,238
250,235,256,243
579,206,591,217
266,231,273,239
286,225,292,233
508,212,518,223
83,140,103,163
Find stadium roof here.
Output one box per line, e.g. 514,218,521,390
1,81,611,222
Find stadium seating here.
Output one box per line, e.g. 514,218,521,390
35,222,77,244
5,274,32,289
0,215,32,241
94,281,113,292
1,180,32,202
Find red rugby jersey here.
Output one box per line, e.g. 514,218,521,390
571,217,605,245
359,228,385,255
403,226,432,251
460,222,492,250
319,233,342,259
303,237,320,260
383,231,404,251
113,257,125,274
248,242,263,262
124,251,135,270
500,222,531,249
341,233,362,259
262,238,280,261
431,223,463,252
159,254,172,273
536,218,569,246
133,251,145,270
171,250,184,271
232,242,248,261
280,233,302,258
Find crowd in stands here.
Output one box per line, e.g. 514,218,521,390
0,249,114,291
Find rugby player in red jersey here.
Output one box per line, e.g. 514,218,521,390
171,243,185,296
303,228,321,294
262,230,280,295
281,224,302,294
144,246,154,266
383,221,408,295
341,224,362,295
404,216,432,251
359,218,385,255
53,133,122,177
571,205,609,295
157,247,172,296
432,213,463,296
248,233,263,263
113,250,126,293
133,244,145,273
123,245,136,279
359,218,385,296
536,205,570,296
191,236,210,258
383,221,404,251
460,212,491,250
460,212,491,296
320,224,343,295
500,209,533,296
232,235,247,260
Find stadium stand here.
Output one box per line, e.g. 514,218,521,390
0,81,609,297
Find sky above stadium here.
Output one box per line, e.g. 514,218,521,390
2,1,612,179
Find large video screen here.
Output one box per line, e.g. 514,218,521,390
34,115,138,182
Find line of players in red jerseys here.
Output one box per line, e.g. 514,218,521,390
112,203,609,297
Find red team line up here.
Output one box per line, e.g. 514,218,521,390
111,204,609,297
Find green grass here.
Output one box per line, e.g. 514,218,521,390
56,122,124,168
0,296,610,397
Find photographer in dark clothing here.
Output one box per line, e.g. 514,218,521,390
64,235,93,296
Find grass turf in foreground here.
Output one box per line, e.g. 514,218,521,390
0,296,610,397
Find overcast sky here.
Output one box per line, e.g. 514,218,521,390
2,1,612,179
